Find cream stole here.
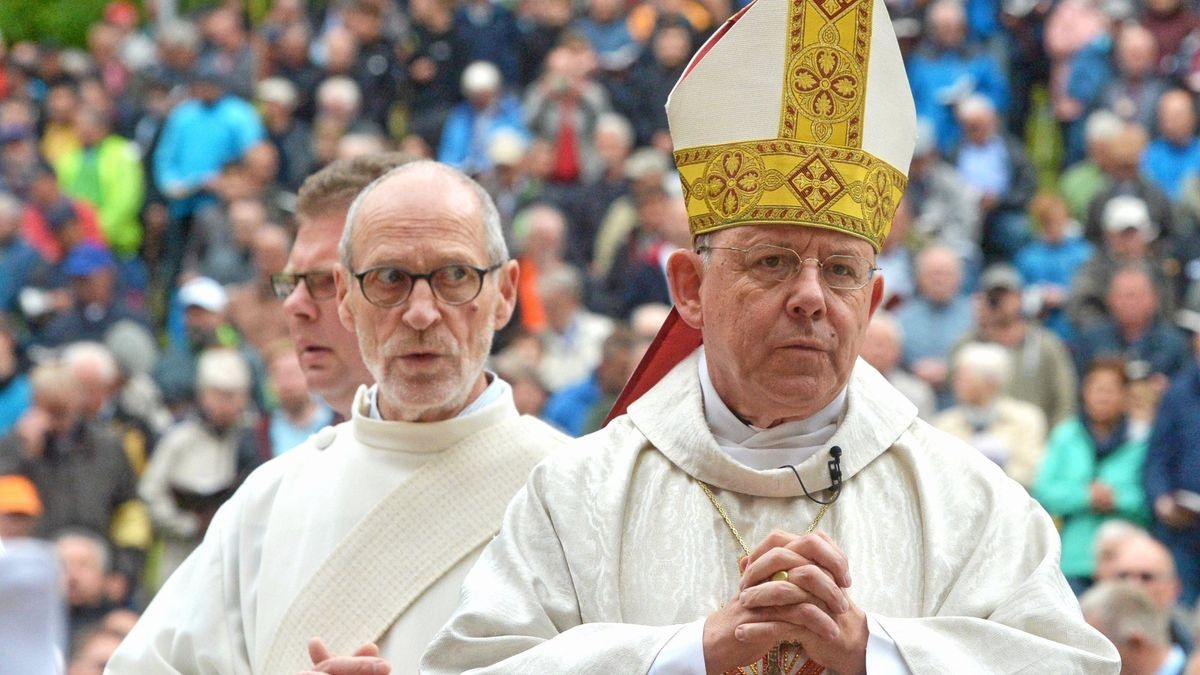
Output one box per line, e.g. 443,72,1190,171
259,415,557,673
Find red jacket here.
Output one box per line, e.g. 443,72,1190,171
21,200,106,263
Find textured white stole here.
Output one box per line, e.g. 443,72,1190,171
260,415,556,673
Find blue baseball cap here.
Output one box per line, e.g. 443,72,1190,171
62,243,116,278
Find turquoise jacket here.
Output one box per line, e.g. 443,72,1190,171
1033,416,1150,578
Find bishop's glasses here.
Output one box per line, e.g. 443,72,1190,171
696,244,878,290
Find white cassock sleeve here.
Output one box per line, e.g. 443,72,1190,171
645,615,912,674
646,619,706,674
105,488,253,675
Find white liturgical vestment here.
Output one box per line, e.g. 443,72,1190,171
421,351,1120,674
107,382,567,675
647,352,908,674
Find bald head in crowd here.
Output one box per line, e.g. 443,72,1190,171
1098,535,1182,612
927,0,967,49
860,312,905,376
61,342,121,419
1082,582,1176,675
1107,267,1160,338
915,243,963,305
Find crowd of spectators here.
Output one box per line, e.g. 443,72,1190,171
4,0,1200,670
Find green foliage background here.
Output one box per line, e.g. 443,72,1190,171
0,0,293,49
0,0,112,48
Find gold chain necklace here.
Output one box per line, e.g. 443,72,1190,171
696,480,833,675
697,480,832,564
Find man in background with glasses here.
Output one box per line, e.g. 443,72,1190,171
106,160,567,675
269,154,409,419
1097,534,1193,655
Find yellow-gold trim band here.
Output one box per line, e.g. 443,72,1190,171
675,139,907,251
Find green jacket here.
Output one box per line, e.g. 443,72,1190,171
1033,416,1150,578
56,135,145,256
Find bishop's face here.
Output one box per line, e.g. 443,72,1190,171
673,224,884,427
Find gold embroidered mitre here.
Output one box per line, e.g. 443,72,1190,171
666,0,916,251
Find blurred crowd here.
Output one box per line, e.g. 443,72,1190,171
3,0,1200,671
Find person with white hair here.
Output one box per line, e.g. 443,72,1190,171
137,347,259,587
61,341,121,424
336,132,389,160
0,360,145,593
1097,533,1194,652
1093,520,1152,581
109,162,567,674
560,111,638,267
256,76,314,192
315,76,372,134
590,146,674,281
952,94,1039,262
437,60,528,175
1069,195,1180,330
904,118,982,262
1081,582,1186,675
1060,110,1128,221
536,264,615,392
896,242,975,406
860,312,938,419
103,320,172,440
933,341,1048,486
475,128,531,233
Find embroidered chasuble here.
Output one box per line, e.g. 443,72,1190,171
106,385,567,675
421,352,1119,674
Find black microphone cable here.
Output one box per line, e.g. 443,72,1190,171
781,445,843,506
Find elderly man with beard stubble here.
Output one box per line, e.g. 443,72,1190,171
106,161,567,675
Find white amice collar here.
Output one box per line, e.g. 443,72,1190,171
698,347,847,472
349,372,519,455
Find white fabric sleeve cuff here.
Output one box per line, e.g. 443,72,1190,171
647,615,908,675
866,614,912,674
648,618,708,675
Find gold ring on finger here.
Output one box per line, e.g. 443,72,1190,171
771,570,789,582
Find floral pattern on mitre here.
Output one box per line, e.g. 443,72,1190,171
788,45,862,125
704,149,767,219
859,166,897,242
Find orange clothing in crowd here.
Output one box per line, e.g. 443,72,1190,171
627,2,714,42
517,256,547,334
21,200,107,263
